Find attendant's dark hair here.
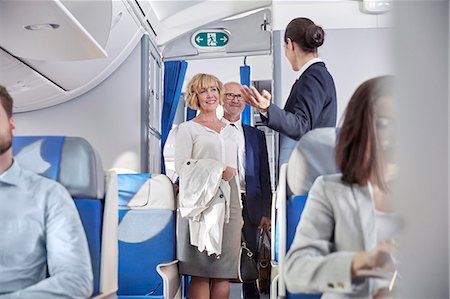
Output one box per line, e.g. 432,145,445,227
335,76,394,191
284,17,324,53
0,85,13,118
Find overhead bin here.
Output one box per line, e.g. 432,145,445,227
0,0,110,61
0,0,142,112
0,48,65,111
22,0,142,91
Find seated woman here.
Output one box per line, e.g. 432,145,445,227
284,76,400,298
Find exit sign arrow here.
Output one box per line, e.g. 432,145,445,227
196,36,203,43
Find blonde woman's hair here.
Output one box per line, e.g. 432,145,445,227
186,73,224,110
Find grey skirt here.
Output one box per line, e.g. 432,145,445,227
177,179,242,279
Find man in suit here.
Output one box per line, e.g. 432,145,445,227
222,82,272,299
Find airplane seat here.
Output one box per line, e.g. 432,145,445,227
117,173,181,299
271,128,339,299
12,136,118,299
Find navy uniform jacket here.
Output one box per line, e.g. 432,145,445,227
262,62,337,165
242,124,272,225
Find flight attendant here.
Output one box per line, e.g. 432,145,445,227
242,17,337,165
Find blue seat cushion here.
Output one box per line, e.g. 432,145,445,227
288,293,322,299
274,194,308,262
12,136,65,180
117,173,151,207
117,209,175,295
75,199,103,297
287,195,308,251
286,195,321,299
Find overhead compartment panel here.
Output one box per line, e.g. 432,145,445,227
22,0,142,91
0,49,65,111
0,0,143,112
0,0,109,61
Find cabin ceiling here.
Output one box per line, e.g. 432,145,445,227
139,0,272,45
0,0,272,113
150,1,207,22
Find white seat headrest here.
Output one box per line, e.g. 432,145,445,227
286,127,339,196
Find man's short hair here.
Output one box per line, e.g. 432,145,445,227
0,85,13,118
224,81,242,88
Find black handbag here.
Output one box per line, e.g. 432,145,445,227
257,229,271,294
238,236,259,283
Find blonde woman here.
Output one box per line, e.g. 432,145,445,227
175,73,241,299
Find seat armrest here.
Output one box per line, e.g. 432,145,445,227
156,260,181,299
271,191,277,261
100,171,118,296
271,260,279,295
276,163,288,298
271,273,279,299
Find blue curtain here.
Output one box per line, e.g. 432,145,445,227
186,107,197,121
161,60,188,174
240,65,251,125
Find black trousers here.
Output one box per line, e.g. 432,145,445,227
241,193,260,299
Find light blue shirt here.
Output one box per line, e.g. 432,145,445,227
0,160,93,299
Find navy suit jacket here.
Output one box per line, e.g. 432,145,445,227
242,124,272,225
262,62,337,165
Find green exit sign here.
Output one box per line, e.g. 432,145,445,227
191,30,230,50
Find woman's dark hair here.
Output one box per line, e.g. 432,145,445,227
284,17,324,53
0,85,13,118
335,76,394,190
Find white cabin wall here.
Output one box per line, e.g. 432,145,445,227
185,55,272,84
14,43,142,172
272,1,392,31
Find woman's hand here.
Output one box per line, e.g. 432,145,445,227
222,166,237,181
373,287,394,299
241,86,271,112
258,216,271,232
351,240,396,277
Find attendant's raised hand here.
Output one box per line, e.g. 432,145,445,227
241,86,271,112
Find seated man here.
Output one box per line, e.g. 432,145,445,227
0,85,93,298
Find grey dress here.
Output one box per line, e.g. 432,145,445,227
175,121,242,278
